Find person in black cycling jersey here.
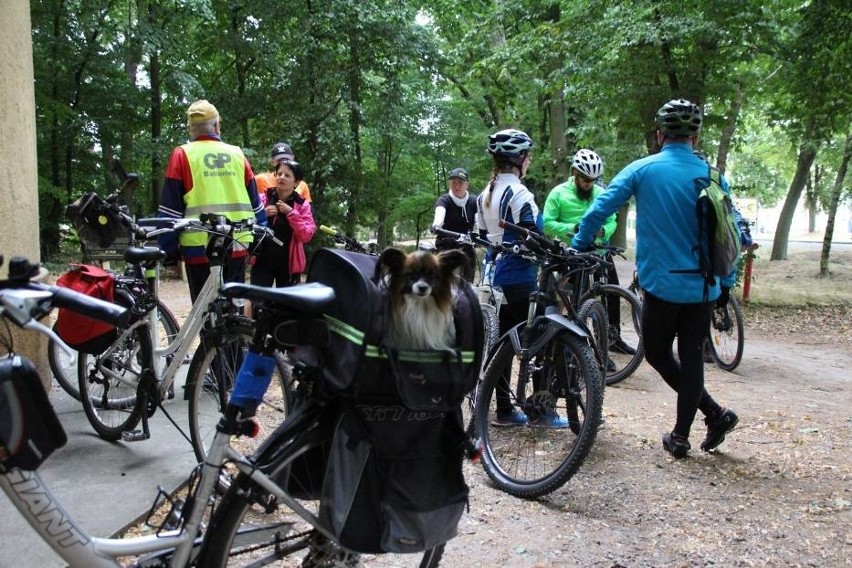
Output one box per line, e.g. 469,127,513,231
432,167,477,281
572,99,739,459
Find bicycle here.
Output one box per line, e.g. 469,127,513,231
48,172,181,401
473,220,605,498
629,271,746,372
0,254,455,567
571,244,644,386
70,212,292,467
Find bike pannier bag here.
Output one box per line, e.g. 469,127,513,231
0,355,67,472
300,248,483,408
55,264,117,355
318,407,468,554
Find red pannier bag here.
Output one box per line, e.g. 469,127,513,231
54,264,117,355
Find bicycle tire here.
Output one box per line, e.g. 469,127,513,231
186,328,294,464
577,298,609,382
152,299,180,376
580,283,644,386
480,302,500,359
475,330,603,499
708,295,744,372
198,450,445,568
48,323,80,400
77,321,150,440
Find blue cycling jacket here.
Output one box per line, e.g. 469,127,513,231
572,142,737,303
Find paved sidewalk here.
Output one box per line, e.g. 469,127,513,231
0,278,197,567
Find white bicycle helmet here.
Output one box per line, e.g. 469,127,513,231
572,149,603,180
487,129,534,157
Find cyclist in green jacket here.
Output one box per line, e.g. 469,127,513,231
543,149,616,243
543,149,635,358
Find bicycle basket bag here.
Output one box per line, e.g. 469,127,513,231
0,355,67,472
66,191,126,249
317,406,469,554
55,264,117,355
299,248,483,410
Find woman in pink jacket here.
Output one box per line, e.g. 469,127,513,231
250,160,316,287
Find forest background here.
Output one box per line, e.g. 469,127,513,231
33,0,851,269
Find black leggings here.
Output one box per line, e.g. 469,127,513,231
495,283,534,413
641,292,722,438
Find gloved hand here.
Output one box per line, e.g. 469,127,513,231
717,286,731,308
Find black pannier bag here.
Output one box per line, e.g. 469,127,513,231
291,248,484,553
0,355,67,472
66,191,127,249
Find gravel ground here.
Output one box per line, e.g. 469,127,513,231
131,269,851,567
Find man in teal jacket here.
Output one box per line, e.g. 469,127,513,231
572,99,739,460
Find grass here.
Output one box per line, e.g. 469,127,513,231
742,247,852,306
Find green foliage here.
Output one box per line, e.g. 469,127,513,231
30,0,852,265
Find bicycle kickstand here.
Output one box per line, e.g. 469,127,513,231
121,369,157,442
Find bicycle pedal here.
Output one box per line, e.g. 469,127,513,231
121,429,150,442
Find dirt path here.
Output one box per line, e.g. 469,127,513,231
442,330,851,567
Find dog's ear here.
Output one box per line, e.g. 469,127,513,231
375,247,406,281
437,249,469,279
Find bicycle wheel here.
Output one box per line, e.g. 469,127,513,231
152,300,180,374
77,323,150,440
199,448,445,568
48,323,80,400
186,325,294,464
475,329,603,498
577,298,608,381
708,295,744,372
480,302,500,358
581,284,644,386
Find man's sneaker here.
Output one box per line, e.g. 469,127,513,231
701,408,739,452
610,338,636,356
491,409,528,427
529,411,570,429
662,432,691,459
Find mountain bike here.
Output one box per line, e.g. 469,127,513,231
571,245,644,386
473,220,605,498
0,254,452,567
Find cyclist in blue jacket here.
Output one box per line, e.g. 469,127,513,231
572,99,739,458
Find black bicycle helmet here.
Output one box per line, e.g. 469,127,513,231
655,99,702,137
487,129,534,157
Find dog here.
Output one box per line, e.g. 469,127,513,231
374,248,469,351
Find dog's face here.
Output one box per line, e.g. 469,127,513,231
376,248,468,311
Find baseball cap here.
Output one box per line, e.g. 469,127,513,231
448,167,469,181
270,142,295,162
186,100,219,125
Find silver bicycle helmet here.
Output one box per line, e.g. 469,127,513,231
655,99,702,137
572,149,603,179
487,129,534,157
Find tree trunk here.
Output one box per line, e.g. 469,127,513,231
770,133,818,261
819,132,851,277
344,7,363,238
150,47,162,213
715,89,743,175
547,92,569,187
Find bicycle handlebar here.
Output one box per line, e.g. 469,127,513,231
319,225,367,253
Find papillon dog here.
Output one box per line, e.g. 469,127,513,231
375,248,469,351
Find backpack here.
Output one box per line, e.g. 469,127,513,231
695,165,739,285
54,264,117,354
